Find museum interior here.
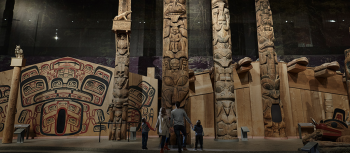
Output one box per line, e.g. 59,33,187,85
0,0,350,152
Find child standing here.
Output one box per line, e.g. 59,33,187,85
141,118,156,150
192,120,204,151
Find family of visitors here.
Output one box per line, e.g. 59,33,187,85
141,102,204,153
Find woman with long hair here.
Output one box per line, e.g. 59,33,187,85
155,107,171,153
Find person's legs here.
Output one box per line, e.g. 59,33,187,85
160,136,166,149
145,132,149,149
199,135,203,149
164,137,170,150
195,135,199,150
174,125,182,152
142,132,146,149
179,125,187,148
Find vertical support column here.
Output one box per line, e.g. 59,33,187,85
2,46,25,144
211,0,237,141
255,0,286,137
162,0,190,145
344,49,350,103
110,0,132,141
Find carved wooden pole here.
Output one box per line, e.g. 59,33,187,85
344,49,350,103
2,46,25,144
211,0,238,141
162,0,190,144
109,0,131,141
255,0,286,137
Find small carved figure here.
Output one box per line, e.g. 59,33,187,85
114,11,132,21
169,27,182,53
15,45,24,58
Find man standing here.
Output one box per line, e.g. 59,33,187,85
170,102,193,152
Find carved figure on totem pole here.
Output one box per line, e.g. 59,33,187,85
109,0,131,141
344,49,350,103
15,45,24,59
162,0,189,110
255,0,286,137
211,0,237,140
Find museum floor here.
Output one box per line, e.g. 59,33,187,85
0,136,304,153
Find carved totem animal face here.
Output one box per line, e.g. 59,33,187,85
261,76,280,106
215,81,234,101
214,48,232,68
212,0,229,28
170,59,180,70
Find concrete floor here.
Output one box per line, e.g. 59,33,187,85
0,137,304,153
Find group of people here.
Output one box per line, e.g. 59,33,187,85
140,102,204,153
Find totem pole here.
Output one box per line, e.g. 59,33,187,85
109,0,131,141
344,49,350,103
211,0,238,140
255,0,286,137
162,0,190,143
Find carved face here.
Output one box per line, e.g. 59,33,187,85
344,49,350,79
261,1,269,9
261,77,280,105
212,1,229,27
171,27,179,34
213,48,232,68
170,59,180,70
215,81,234,101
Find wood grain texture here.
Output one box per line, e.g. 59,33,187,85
319,92,325,120
236,88,253,137
288,69,347,95
249,62,264,137
279,63,294,136
300,89,313,123
189,73,213,97
190,93,215,138
147,67,155,78
287,63,307,73
310,91,323,123
289,88,305,136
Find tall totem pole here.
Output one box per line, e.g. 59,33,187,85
109,0,132,141
162,0,189,111
162,0,189,143
211,0,238,140
255,0,286,137
344,49,350,102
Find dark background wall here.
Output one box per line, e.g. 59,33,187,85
0,0,350,75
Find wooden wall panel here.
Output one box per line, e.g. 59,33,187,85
300,89,313,123
128,72,159,136
236,88,253,138
189,73,213,97
288,69,347,95
289,88,305,136
319,92,326,120
9,57,115,137
190,93,214,138
249,62,264,137
310,91,323,123
279,63,295,136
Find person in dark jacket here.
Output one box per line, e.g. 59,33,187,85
141,118,156,150
192,120,204,151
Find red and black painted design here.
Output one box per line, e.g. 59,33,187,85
18,57,112,136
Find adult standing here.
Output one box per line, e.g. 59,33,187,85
155,107,171,153
170,102,193,152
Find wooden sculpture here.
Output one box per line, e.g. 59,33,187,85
109,0,131,141
236,57,253,74
255,0,286,137
344,49,350,100
162,0,189,109
287,57,309,73
314,61,339,78
211,0,238,140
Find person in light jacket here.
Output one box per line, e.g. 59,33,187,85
155,107,172,153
